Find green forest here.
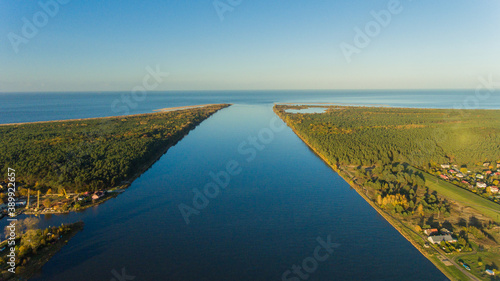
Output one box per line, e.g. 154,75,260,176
0,104,229,194
275,105,500,168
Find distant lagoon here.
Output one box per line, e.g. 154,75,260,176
285,107,329,114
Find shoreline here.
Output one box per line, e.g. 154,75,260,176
153,104,221,112
277,102,391,107
275,102,500,111
3,222,84,280
0,103,222,127
273,107,467,281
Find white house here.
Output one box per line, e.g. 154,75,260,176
485,269,495,276
428,235,456,244
477,182,487,188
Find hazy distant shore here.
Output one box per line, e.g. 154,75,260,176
0,104,221,127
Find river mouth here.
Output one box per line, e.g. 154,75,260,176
18,104,446,281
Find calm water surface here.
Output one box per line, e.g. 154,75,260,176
1,90,499,124
0,91,482,280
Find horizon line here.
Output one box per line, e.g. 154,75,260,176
0,88,483,94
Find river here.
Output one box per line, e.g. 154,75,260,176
6,102,451,280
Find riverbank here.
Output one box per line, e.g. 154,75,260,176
23,191,120,215
273,106,475,281
1,221,84,280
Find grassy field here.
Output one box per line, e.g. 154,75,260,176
459,252,500,280
428,255,471,281
411,167,500,223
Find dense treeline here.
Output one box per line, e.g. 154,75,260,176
365,163,450,216
275,105,500,168
0,104,229,193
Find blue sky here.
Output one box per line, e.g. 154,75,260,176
1,0,499,92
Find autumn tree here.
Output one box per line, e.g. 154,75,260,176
416,204,424,217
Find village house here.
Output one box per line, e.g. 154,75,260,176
428,235,457,244
424,229,438,236
485,269,495,276
477,182,487,188
483,162,491,167
476,174,484,179
92,191,105,200
490,186,499,193
441,164,450,169
440,175,449,180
